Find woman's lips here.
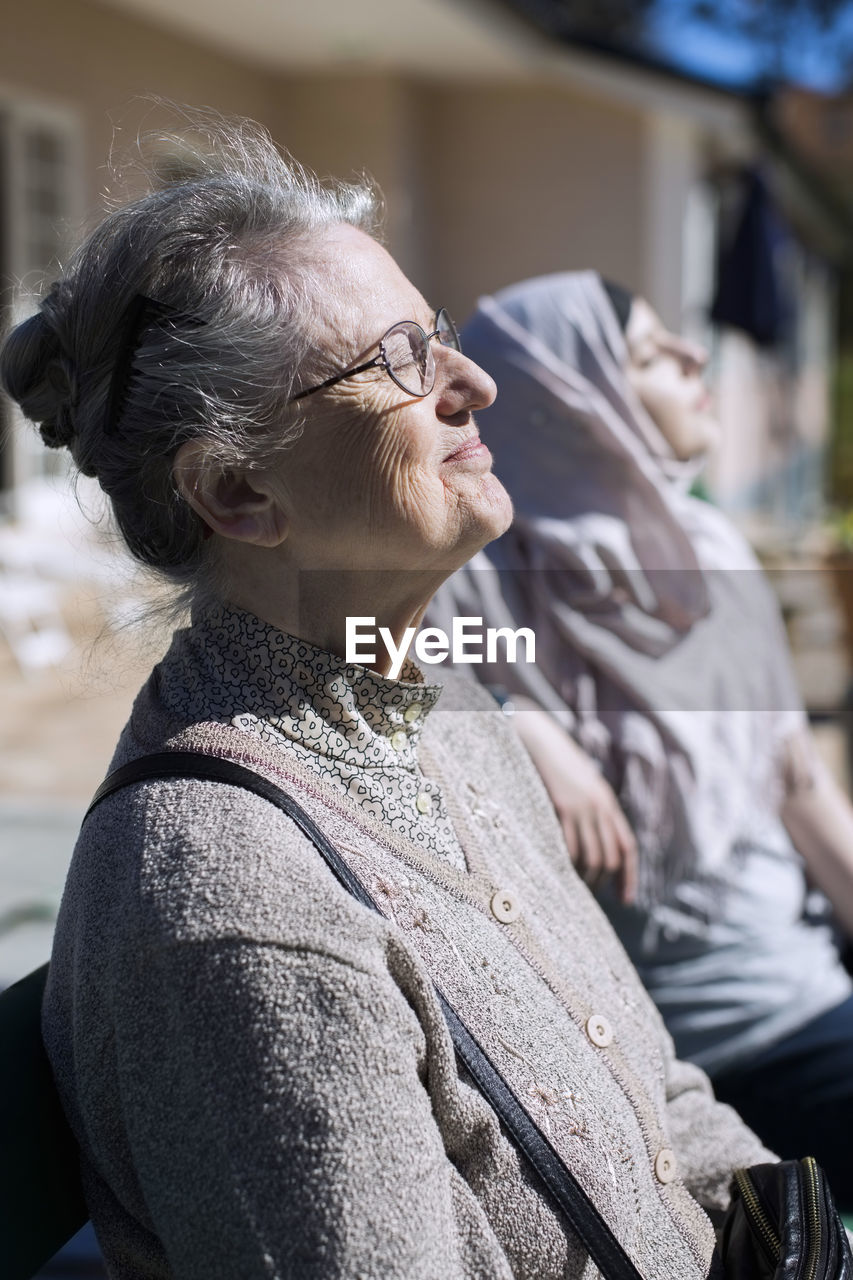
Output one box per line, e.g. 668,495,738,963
443,435,489,463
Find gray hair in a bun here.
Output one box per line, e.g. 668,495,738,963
6,281,84,461
0,105,380,594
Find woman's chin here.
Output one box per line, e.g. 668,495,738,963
700,416,722,458
472,472,513,545
410,476,513,578
675,411,721,462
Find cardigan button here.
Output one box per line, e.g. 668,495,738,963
654,1148,677,1184
584,1014,613,1048
490,889,520,924
390,730,408,751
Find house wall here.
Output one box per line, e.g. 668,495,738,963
9,0,820,534
266,75,429,288
642,111,703,329
0,0,279,218
0,4,669,353
0,0,283,498
418,82,646,320
267,76,651,322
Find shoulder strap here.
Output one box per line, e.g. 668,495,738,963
87,753,374,908
86,751,645,1280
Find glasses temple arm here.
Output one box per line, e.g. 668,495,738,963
290,355,384,402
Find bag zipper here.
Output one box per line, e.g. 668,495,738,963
734,1159,825,1279
802,1156,823,1280
732,1167,781,1268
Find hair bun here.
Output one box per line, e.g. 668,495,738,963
0,301,80,453
39,354,79,450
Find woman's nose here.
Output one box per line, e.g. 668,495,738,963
435,349,497,418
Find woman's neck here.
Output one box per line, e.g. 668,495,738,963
219,559,445,677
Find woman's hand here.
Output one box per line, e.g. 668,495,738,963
781,733,853,939
511,701,638,904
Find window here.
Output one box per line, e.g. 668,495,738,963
0,98,82,507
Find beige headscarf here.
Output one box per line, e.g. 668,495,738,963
432,271,806,910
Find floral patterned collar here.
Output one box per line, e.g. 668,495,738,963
155,603,464,867
156,603,444,770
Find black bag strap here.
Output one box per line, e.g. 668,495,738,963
87,751,645,1280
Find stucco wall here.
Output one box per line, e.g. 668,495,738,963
268,76,648,321
267,75,428,287
0,0,282,223
420,82,646,321
1,1,656,326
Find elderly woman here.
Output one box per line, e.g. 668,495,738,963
430,269,853,1207
0,118,776,1278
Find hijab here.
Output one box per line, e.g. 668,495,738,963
432,271,806,911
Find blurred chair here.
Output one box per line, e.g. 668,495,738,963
0,964,89,1279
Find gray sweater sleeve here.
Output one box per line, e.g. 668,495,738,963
662,1039,777,1211
114,934,506,1279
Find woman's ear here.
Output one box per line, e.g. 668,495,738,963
173,440,288,548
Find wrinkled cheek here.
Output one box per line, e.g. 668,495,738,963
359,467,436,547
387,468,439,527
311,399,444,547
307,418,391,528
355,429,430,533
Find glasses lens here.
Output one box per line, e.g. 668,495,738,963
382,323,433,396
436,308,461,352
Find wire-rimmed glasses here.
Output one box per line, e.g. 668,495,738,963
290,308,461,402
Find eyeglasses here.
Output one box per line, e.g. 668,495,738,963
291,308,461,402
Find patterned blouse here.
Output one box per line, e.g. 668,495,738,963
156,604,467,869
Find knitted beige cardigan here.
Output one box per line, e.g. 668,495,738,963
43,631,773,1278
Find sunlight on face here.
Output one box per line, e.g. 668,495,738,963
270,225,511,574
625,298,720,461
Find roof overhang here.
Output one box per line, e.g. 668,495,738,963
91,0,550,79
90,0,751,135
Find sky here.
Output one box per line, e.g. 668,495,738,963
641,0,853,92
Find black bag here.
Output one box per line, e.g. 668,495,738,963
712,1158,853,1279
